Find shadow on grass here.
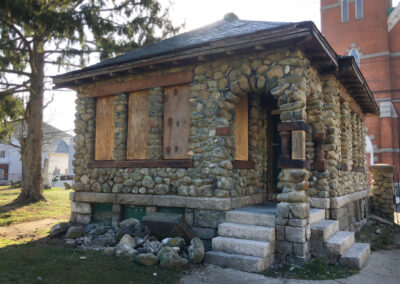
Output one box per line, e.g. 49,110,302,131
0,237,182,284
0,199,32,214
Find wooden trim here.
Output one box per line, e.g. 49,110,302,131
216,127,231,136
278,158,309,169
86,70,193,97
233,160,255,169
88,160,194,168
312,132,326,141
277,121,310,132
313,160,327,171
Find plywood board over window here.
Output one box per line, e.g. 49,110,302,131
95,96,115,160
164,85,190,159
235,94,248,161
127,90,149,160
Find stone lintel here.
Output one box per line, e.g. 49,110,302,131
309,197,330,209
330,190,369,209
369,164,395,174
71,192,266,211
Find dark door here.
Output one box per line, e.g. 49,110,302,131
266,111,281,200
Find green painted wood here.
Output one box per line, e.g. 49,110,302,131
93,203,113,224
124,205,147,220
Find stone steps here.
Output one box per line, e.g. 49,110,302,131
339,243,371,269
325,231,355,256
205,251,274,273
212,236,274,258
309,208,325,224
226,208,275,227
311,220,339,241
218,222,275,242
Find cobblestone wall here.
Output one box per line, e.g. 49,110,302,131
370,164,395,222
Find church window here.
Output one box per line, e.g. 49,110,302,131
356,0,363,19
341,0,349,22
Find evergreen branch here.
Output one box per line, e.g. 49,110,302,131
1,69,31,77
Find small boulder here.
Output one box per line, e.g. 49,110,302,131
84,223,98,235
64,238,76,248
119,218,140,228
115,225,135,241
135,253,159,267
119,234,135,249
90,235,116,248
158,246,188,269
163,237,186,248
65,225,84,239
49,222,69,238
188,237,205,264
143,240,163,255
133,235,148,248
102,247,116,256
64,182,72,189
133,222,150,237
115,246,138,260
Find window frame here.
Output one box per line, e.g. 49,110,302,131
341,0,349,23
355,0,363,19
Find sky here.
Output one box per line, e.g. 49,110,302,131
46,0,400,133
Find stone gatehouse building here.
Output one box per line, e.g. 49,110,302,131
54,15,379,272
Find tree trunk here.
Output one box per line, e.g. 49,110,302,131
17,39,46,203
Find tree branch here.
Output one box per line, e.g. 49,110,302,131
1,69,31,77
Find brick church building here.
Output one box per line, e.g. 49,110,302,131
321,0,400,178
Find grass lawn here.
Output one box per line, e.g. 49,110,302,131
0,243,181,284
0,186,71,226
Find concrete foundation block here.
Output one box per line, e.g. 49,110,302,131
71,201,92,214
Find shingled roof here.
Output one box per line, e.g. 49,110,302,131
53,14,379,115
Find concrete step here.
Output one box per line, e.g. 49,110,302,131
218,222,275,242
205,251,274,273
339,243,370,269
311,220,339,241
212,236,274,258
325,231,355,256
309,208,325,224
226,209,275,227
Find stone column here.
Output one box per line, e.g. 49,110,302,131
370,164,395,222
271,81,311,264
114,93,128,161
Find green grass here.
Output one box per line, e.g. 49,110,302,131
0,187,71,226
0,243,181,284
356,222,400,251
264,258,359,280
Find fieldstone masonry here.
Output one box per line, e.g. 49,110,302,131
68,46,372,264
370,164,396,222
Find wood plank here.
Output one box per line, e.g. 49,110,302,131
278,158,309,169
215,127,231,136
88,160,194,168
292,130,306,160
234,95,248,161
277,121,310,132
127,90,149,159
95,96,115,160
87,71,193,97
233,160,255,169
163,85,190,159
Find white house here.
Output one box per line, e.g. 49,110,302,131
0,123,74,184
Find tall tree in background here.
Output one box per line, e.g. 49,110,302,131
0,0,180,203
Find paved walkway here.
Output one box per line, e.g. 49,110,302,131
181,249,400,284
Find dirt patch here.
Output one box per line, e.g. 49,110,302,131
0,218,60,241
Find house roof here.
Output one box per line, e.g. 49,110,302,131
54,14,379,115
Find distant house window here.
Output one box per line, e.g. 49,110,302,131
0,151,5,158
341,0,349,22
349,48,360,66
355,0,363,19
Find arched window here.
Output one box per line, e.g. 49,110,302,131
349,48,360,66
341,0,349,22
355,0,363,19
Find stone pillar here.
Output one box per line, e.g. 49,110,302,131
370,164,395,222
271,80,311,264
114,93,128,161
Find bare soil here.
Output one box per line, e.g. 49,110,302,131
0,218,60,241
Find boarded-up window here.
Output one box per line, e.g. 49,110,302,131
235,95,248,161
127,90,149,160
95,96,115,160
163,85,190,159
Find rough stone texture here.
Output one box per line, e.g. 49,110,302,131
188,237,205,263
370,164,395,222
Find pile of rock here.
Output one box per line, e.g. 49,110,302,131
50,218,205,268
